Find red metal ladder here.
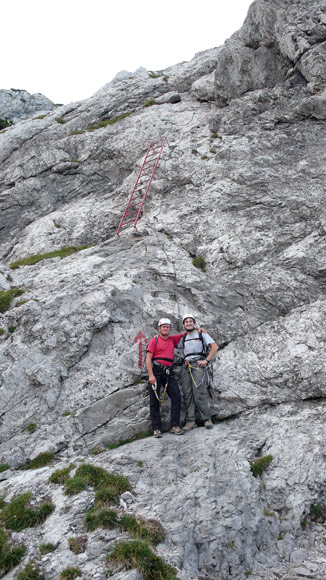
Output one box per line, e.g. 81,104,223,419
116,137,168,236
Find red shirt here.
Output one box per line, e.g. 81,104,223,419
147,333,183,367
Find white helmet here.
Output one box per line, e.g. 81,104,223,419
158,318,172,327
182,314,196,324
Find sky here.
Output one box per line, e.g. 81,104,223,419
2,0,253,105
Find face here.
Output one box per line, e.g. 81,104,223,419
159,324,171,337
184,318,195,331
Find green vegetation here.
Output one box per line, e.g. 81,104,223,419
0,527,26,576
264,508,274,517
192,256,206,272
60,567,81,579
210,132,218,139
108,539,178,580
10,245,92,269
68,536,87,554
251,455,273,478
91,446,104,455
278,534,284,541
137,461,143,468
20,452,55,470
34,115,46,119
201,155,208,160
0,492,54,531
69,130,85,135
309,503,326,523
143,99,159,108
62,410,76,417
0,328,5,336
49,464,75,484
85,507,119,531
191,149,199,155
163,76,169,82
149,72,161,78
0,118,14,130
87,112,133,132
26,423,37,433
107,430,152,449
39,543,56,554
0,464,9,473
0,288,25,312
245,571,252,577
55,117,66,124
15,299,28,307
8,326,16,333
16,560,44,579
63,463,131,497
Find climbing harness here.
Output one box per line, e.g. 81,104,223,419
151,366,170,404
185,360,209,390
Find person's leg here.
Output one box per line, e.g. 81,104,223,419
180,364,195,421
166,372,181,428
148,376,162,431
191,365,211,422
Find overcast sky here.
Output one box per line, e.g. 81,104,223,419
2,0,253,105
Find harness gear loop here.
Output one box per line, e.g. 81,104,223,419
152,368,170,404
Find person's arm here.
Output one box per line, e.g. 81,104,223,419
146,351,156,385
198,342,219,367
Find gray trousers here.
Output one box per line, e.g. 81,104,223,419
180,361,211,422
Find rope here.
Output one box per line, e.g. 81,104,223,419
151,382,168,404
186,361,208,389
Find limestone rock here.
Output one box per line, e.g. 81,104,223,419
0,88,55,122
1,0,326,579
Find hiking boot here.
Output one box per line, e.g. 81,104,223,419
153,430,162,438
183,421,196,432
204,419,213,430
170,426,184,435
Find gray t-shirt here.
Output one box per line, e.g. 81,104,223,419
177,330,215,361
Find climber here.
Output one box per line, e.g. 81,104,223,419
178,314,218,431
146,318,186,438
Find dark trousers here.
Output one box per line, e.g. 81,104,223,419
148,366,181,431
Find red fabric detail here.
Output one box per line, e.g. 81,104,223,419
147,333,183,367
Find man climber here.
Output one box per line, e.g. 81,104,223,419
146,318,185,438
178,314,218,431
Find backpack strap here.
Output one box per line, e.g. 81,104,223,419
182,331,208,358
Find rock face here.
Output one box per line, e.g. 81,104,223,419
1,1,326,579
0,89,55,122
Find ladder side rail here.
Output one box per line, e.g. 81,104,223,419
133,142,166,231
116,143,156,236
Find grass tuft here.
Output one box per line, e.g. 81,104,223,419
49,464,75,485
20,452,55,470
0,288,25,312
10,245,92,269
0,464,9,473
192,256,206,272
16,560,44,579
39,543,56,554
0,492,54,531
251,455,273,478
108,539,178,580
0,527,26,576
60,566,81,580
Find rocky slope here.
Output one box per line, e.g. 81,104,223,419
1,0,326,579
0,89,55,122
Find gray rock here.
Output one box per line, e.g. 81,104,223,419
2,1,326,579
0,88,55,121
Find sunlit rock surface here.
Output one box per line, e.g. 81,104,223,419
1,1,326,578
